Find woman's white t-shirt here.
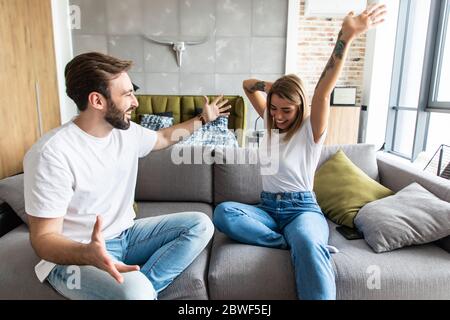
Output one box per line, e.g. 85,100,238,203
24,120,157,282
259,111,327,193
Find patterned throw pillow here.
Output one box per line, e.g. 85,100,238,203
140,114,174,131
178,116,238,147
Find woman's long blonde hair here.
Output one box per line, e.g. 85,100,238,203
267,74,309,142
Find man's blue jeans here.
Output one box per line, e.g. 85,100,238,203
47,211,214,300
213,191,336,300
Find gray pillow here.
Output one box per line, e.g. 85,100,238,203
354,182,450,253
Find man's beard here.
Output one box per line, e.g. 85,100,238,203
104,99,132,130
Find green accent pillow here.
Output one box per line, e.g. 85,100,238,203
313,149,394,228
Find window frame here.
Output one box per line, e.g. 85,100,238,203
385,0,446,160
428,0,450,110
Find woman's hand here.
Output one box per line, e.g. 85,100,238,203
311,4,387,143
201,95,232,123
341,4,387,41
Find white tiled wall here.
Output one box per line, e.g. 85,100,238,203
70,0,289,129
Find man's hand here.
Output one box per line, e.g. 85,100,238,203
342,4,387,41
201,95,232,123
86,216,140,284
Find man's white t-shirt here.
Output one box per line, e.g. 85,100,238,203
24,120,157,282
259,111,327,193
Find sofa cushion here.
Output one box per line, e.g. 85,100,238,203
136,202,213,220
354,182,450,253
159,246,210,301
136,202,213,300
208,231,297,299
0,202,213,300
0,174,27,225
136,146,214,203
328,220,450,299
213,148,262,205
208,220,450,300
314,150,393,228
0,225,64,299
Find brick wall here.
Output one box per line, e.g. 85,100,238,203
297,1,366,107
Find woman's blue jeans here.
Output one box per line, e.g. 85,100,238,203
47,211,214,300
213,191,336,300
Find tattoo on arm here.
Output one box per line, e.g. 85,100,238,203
250,81,266,93
316,30,346,89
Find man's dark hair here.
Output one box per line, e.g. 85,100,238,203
65,52,133,111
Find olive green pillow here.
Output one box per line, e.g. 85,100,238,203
314,149,393,228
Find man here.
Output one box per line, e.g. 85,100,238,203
24,52,230,300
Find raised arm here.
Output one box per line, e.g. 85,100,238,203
154,95,231,150
310,4,387,143
242,79,273,118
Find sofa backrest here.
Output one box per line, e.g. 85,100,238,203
9,144,450,237
317,144,379,181
212,144,380,205
135,146,214,203
132,95,247,146
213,148,262,205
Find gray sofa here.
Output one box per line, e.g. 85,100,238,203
0,144,449,300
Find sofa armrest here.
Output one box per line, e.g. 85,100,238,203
376,152,450,202
377,152,450,253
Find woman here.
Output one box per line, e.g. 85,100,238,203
213,5,387,300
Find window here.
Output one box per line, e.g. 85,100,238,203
429,0,450,107
386,0,431,159
393,110,417,156
386,0,450,160
426,113,450,153
397,0,431,110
